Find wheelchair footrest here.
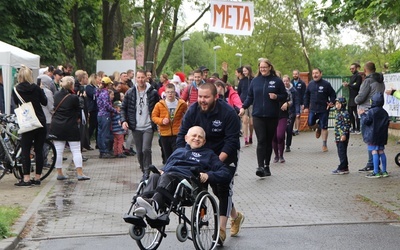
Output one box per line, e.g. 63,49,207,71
123,214,147,228
147,213,170,228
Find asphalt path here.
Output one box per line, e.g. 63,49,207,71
17,223,400,250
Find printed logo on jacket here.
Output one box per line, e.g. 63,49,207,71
190,152,202,162
212,120,222,132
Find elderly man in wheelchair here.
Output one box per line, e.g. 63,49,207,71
124,126,231,250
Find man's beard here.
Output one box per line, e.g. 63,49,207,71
199,99,216,113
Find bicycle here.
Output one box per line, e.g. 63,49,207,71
0,114,56,181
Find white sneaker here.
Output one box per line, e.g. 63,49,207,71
133,205,146,217
136,197,158,219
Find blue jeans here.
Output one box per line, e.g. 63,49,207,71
97,115,112,153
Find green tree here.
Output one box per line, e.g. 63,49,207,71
314,0,400,27
130,0,210,75
0,0,72,66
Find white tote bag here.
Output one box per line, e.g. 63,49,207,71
13,87,43,134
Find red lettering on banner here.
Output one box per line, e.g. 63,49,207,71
213,4,252,31
225,5,233,29
233,5,243,30
213,5,225,27
241,6,251,31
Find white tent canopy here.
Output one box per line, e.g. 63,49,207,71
0,41,40,114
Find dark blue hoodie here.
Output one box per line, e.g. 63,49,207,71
162,145,230,184
176,99,240,167
304,78,336,113
242,74,287,118
361,92,389,146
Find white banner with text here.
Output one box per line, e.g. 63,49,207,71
209,0,254,36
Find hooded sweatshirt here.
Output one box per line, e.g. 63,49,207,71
360,92,389,146
355,73,385,111
162,144,231,184
242,74,288,118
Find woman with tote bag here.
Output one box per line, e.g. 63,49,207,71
12,65,48,186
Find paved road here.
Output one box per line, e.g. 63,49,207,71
15,223,400,250
3,131,400,249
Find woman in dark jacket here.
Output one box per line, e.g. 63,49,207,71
239,59,288,178
237,65,254,146
12,65,47,186
49,76,90,181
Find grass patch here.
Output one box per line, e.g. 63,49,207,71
0,206,22,239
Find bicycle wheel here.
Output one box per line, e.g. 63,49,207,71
0,164,7,180
191,191,219,250
40,139,56,180
395,153,400,167
13,139,56,181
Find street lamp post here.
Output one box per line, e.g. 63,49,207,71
132,22,143,62
181,36,190,72
235,53,243,67
213,45,221,72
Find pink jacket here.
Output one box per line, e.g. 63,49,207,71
226,86,242,109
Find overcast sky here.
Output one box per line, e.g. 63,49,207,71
180,1,368,47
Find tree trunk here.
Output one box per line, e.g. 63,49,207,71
152,5,210,76
102,0,120,59
294,0,312,81
71,4,85,70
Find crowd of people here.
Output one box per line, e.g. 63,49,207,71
7,59,392,246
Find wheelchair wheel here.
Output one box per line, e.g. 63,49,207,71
176,223,188,242
129,225,145,240
395,153,400,167
191,191,219,250
136,225,165,250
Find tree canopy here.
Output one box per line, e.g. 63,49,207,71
0,0,397,78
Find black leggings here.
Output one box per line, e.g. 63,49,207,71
253,116,279,167
20,127,47,175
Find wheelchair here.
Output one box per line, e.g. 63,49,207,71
123,166,220,250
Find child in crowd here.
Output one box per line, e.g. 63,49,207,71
360,92,390,178
151,83,188,161
331,97,351,174
111,101,126,158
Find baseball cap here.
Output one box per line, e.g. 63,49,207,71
199,66,209,72
102,77,113,85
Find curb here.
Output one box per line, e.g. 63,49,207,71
0,174,56,250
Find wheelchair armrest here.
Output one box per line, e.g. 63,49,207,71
148,165,160,174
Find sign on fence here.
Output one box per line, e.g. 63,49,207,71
384,73,400,116
209,0,254,36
